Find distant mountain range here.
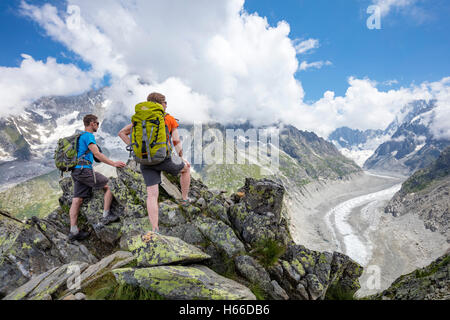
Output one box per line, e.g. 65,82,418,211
0,89,111,190
0,89,363,219
0,89,361,191
329,100,450,175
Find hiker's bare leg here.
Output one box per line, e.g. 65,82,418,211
103,184,113,212
146,184,159,232
69,197,83,227
180,163,191,201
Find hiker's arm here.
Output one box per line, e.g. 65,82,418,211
171,128,183,157
88,144,126,168
118,124,132,146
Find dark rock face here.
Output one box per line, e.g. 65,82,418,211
238,178,285,219
0,211,96,297
279,125,361,180
1,161,364,300
364,100,450,175
0,119,32,161
369,252,450,300
385,147,450,242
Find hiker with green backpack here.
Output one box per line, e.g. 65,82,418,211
118,92,191,235
55,114,126,242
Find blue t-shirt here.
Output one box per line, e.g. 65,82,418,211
75,132,96,169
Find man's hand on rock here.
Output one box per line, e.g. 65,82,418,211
113,161,127,168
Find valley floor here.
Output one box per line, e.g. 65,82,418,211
288,171,449,298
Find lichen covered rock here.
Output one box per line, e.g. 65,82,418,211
368,252,450,300
127,234,211,267
2,160,366,301
3,261,89,300
112,265,256,300
194,216,245,258
0,212,96,297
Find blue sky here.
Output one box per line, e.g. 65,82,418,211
0,0,449,137
245,0,450,102
1,0,449,102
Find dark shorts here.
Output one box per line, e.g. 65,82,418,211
140,157,185,187
71,168,109,199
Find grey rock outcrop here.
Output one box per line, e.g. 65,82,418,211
385,147,450,242
0,211,96,298
369,252,450,300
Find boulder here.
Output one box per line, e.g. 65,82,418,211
204,196,231,225
127,234,211,267
267,244,362,300
112,265,256,300
60,251,135,299
241,211,291,247
0,213,96,297
194,216,245,258
160,172,182,200
237,178,285,220
80,189,122,245
3,261,89,300
234,255,289,300
228,202,251,235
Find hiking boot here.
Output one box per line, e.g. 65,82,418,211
68,230,90,242
101,213,120,225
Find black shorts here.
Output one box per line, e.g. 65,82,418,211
140,157,185,187
71,168,109,199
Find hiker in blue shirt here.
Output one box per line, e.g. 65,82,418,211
69,114,126,242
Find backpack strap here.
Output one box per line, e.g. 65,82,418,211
126,122,139,158
77,132,94,168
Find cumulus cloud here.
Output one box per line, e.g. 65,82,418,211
299,60,332,71
17,0,303,127
0,54,94,116
428,77,450,140
1,0,448,143
282,76,450,139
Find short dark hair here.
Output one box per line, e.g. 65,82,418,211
147,92,166,105
83,114,98,127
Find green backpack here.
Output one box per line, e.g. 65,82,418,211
128,101,172,165
54,131,91,175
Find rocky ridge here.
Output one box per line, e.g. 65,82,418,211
385,147,450,242
1,160,363,300
368,251,450,300
364,100,450,175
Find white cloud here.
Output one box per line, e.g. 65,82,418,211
19,1,127,78
293,38,319,55
372,0,418,17
429,77,450,140
16,0,303,128
0,54,94,116
1,0,448,144
382,79,399,86
281,76,450,139
299,60,332,71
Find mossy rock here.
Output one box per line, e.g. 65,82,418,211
112,265,256,300
127,233,211,267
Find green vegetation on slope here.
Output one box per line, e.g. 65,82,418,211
401,147,450,194
199,164,265,194
0,170,62,220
